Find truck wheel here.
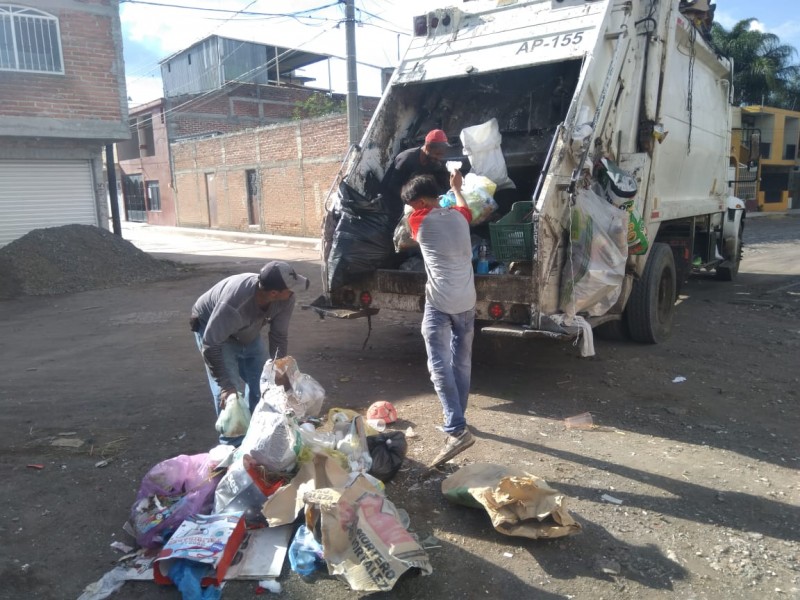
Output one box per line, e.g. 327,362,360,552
625,243,676,344
716,221,744,281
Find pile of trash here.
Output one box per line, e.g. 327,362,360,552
0,224,186,299
78,356,424,599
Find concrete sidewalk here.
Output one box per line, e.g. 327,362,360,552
746,208,800,219
118,221,320,250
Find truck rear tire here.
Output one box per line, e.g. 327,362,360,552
594,319,629,341
716,221,744,281
625,243,676,344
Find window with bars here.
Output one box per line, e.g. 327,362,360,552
0,5,63,74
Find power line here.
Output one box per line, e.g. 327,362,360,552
119,0,341,18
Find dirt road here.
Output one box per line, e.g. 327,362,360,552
1,215,798,600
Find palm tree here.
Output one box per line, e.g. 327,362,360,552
711,19,800,109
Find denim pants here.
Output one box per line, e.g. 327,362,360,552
194,327,267,444
421,304,475,434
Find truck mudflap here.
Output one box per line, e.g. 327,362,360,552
304,295,379,320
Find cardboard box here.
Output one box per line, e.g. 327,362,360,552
154,512,246,587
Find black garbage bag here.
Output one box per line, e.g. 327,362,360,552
367,431,408,483
327,181,398,291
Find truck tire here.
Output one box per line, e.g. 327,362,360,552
716,221,744,281
625,243,676,344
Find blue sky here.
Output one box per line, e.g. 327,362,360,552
120,0,800,106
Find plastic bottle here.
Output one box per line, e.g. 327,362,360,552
477,242,489,274
366,418,386,432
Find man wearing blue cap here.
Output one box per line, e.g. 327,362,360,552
190,261,309,442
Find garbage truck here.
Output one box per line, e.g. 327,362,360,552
313,0,746,349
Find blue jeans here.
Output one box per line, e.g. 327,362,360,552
194,327,267,444
421,304,475,434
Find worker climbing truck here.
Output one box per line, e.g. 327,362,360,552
315,0,745,350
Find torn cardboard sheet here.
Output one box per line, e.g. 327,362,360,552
441,463,581,539
261,453,350,526
304,477,433,592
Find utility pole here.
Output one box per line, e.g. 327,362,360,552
105,144,121,236
345,0,361,146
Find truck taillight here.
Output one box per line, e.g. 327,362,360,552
413,15,427,36
359,291,373,307
488,302,505,320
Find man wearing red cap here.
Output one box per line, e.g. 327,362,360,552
381,129,452,221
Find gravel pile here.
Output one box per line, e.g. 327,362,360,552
0,224,188,299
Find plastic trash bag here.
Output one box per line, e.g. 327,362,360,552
214,392,251,438
260,357,325,420
367,431,408,483
393,212,418,252
327,182,396,290
559,186,628,317
239,399,300,472
440,174,498,225
460,118,514,189
130,454,221,549
168,559,222,600
214,454,287,525
288,524,325,576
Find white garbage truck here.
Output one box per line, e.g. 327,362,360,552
315,0,746,349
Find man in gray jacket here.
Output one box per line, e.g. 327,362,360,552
190,261,309,443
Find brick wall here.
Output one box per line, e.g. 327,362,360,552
172,114,351,236
0,0,126,128
166,82,378,139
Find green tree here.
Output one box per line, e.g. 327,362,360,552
711,19,800,108
292,92,346,120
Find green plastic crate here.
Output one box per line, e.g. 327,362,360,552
489,201,534,261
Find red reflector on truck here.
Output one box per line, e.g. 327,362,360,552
359,291,372,307
488,302,505,320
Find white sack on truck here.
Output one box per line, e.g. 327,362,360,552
460,118,515,190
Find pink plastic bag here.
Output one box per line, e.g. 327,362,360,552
130,453,221,549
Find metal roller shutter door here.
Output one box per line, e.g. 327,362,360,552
0,159,97,247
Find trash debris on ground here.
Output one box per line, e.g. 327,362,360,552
110,541,133,553
257,579,282,594
441,463,582,539
304,475,433,591
366,400,398,424
51,437,84,448
564,412,594,430
26,464,44,470
672,376,687,383
153,512,246,586
81,355,421,595
601,493,624,505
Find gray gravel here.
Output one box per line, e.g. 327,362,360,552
0,224,189,299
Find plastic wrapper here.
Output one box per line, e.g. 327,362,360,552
440,173,499,225
393,212,418,252
459,118,514,189
214,392,251,438
559,186,628,317
130,453,221,549
214,454,287,525
288,524,326,576
627,210,649,255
